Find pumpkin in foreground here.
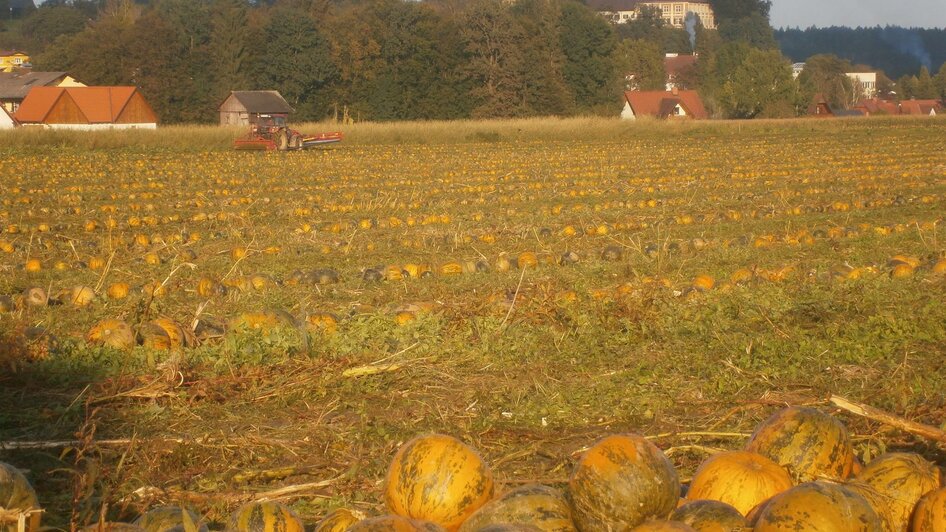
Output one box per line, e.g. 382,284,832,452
458,484,575,532
853,453,942,532
384,434,494,531
568,434,680,532
751,482,883,532
0,462,41,532
745,407,854,482
226,501,304,532
628,521,697,532
685,450,793,516
669,500,747,532
346,515,446,531
133,506,207,532
314,508,363,532
912,487,946,532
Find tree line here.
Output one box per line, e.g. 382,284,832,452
1,0,942,123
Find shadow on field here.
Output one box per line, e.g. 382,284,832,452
0,330,126,530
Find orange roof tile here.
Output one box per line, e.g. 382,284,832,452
624,90,707,119
13,86,68,123
14,86,148,124
68,86,136,122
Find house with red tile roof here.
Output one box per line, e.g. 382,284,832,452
14,86,158,129
663,54,697,90
622,89,708,120
899,99,941,116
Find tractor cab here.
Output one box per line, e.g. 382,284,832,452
251,114,288,134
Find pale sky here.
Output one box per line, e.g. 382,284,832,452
770,0,946,29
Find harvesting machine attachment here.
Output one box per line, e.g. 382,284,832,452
233,114,343,151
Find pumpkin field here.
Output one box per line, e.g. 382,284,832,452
1,117,946,531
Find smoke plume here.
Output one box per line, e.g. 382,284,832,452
685,12,698,51
880,26,932,69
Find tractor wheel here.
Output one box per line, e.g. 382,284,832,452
290,134,303,150
275,130,289,151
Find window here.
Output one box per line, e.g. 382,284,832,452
13,58,22,65
674,17,682,25
675,4,683,12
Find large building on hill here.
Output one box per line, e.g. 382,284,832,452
587,0,716,29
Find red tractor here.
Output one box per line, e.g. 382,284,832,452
233,114,342,151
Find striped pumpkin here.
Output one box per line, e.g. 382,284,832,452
685,450,793,516
853,453,942,532
669,500,747,532
0,462,41,532
568,434,680,532
313,508,362,532
458,484,576,532
346,515,446,531
752,482,883,532
226,501,304,532
745,407,854,482
133,506,207,532
912,487,946,532
384,434,494,531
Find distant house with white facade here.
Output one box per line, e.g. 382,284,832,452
846,72,877,99
622,89,708,119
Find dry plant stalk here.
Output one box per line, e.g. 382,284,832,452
829,395,946,445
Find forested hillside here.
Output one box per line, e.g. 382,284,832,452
776,26,946,79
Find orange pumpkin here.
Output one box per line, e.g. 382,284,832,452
568,434,680,531
669,500,746,532
440,262,464,276
151,317,192,349
87,320,136,350
745,407,854,482
313,508,363,532
685,450,793,515
458,484,575,532
384,434,494,531
347,515,445,532
106,282,130,300
853,453,941,531
752,482,882,531
912,487,946,532
517,252,538,269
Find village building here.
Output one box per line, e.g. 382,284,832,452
664,53,698,91
807,94,864,118
0,50,30,73
0,71,86,114
587,0,716,29
846,72,877,99
0,105,15,129
14,86,158,129
622,88,708,119
218,91,294,126
899,99,942,116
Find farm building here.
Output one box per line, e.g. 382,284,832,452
621,89,707,120
218,91,294,126
14,86,158,129
899,99,942,116
0,71,85,114
0,105,15,129
808,94,864,118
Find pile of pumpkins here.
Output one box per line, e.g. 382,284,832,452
3,406,945,531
